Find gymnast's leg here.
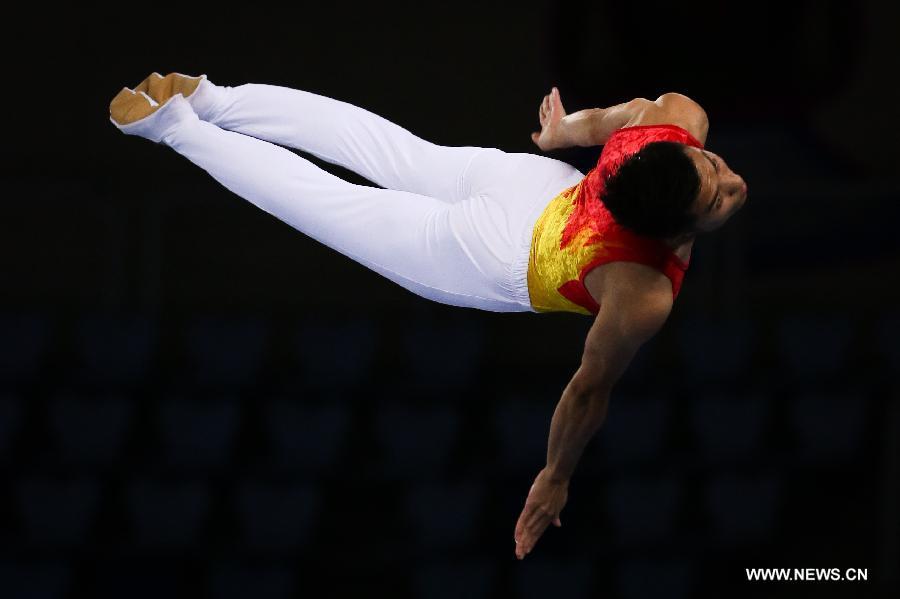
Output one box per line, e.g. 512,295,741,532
110,92,526,312
183,74,487,203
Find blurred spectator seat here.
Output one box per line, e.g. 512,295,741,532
400,315,485,391
775,313,854,385
788,391,868,467
374,401,460,478
73,311,157,387
876,310,900,375
676,314,754,389
492,395,554,475
704,472,782,547
209,562,295,599
593,394,670,471
0,561,71,599
0,311,51,385
15,477,100,549
605,473,685,547
128,477,210,550
0,393,23,462
615,557,696,599
48,392,134,470
264,399,351,473
411,557,496,599
403,481,484,551
235,479,319,556
511,557,596,599
688,391,771,466
294,315,377,390
157,396,239,471
184,314,268,388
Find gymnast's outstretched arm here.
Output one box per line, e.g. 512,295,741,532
512,263,674,559
530,88,710,151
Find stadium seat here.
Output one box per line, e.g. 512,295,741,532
400,315,485,391
595,394,670,471
493,396,555,475
605,473,685,546
47,393,134,469
264,399,351,473
183,314,268,387
234,479,320,555
0,560,71,599
615,557,696,599
676,313,754,387
704,472,782,547
775,313,854,384
73,311,157,387
688,391,771,465
787,391,868,466
403,481,484,551
157,397,239,471
0,393,23,461
0,311,51,385
294,315,378,389
209,562,295,599
411,556,497,599
373,402,460,478
511,556,596,599
15,477,100,549
128,477,211,550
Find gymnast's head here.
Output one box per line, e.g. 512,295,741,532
600,141,748,244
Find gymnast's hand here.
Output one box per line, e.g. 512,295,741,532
531,87,568,151
513,467,568,559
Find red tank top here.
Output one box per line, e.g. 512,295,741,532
526,124,703,316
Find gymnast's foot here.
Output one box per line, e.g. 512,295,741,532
109,73,202,143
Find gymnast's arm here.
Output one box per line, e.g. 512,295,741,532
532,89,709,150
544,270,674,483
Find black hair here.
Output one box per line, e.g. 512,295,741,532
600,140,701,239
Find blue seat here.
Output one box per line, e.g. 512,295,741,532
404,481,484,551
0,312,51,385
373,402,460,478
511,557,596,599
0,393,23,462
15,477,100,549
775,313,854,384
158,397,239,471
294,315,377,389
89,561,181,599
493,396,555,475
411,557,496,599
788,391,868,466
183,314,268,387
704,472,782,547
73,312,157,387
605,473,684,547
0,561,71,599
595,394,670,471
615,557,696,599
209,563,295,599
128,477,210,550
400,314,485,391
234,479,319,555
688,391,771,465
264,399,351,473
48,394,134,469
876,310,900,374
676,314,754,389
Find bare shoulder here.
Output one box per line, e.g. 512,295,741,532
585,261,674,324
625,92,709,146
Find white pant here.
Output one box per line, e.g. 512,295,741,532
118,78,585,312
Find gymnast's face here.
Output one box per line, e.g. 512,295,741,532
684,146,748,233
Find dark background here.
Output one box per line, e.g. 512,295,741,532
3,1,899,597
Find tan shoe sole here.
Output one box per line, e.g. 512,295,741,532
133,72,204,105
109,72,204,126
109,88,160,126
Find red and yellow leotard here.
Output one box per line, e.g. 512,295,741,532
526,124,704,316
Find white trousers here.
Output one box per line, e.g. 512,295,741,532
116,77,585,312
